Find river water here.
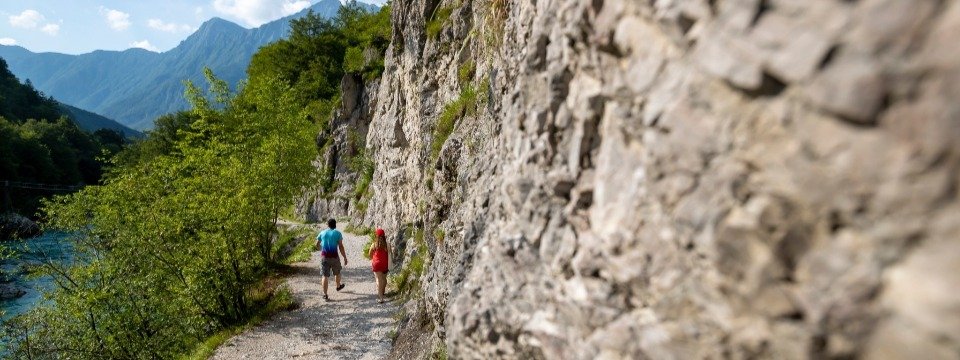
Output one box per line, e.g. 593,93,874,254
0,232,73,320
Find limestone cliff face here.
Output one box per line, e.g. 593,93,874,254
313,0,960,358
298,74,379,222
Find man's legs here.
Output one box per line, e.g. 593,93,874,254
333,258,344,291
321,258,331,300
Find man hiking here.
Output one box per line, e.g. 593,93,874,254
316,218,347,301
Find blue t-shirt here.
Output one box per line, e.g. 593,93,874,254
317,229,343,257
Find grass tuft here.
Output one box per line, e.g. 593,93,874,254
432,341,449,360
426,5,454,39
431,85,478,162
458,61,475,85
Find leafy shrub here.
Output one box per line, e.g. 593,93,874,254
343,46,365,74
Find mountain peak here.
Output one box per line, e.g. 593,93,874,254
198,17,244,32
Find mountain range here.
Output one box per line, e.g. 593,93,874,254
0,0,352,130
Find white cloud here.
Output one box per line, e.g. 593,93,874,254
9,9,44,29
100,7,131,31
0,37,17,46
9,10,61,36
148,19,194,33
129,40,159,52
41,23,60,36
212,0,311,27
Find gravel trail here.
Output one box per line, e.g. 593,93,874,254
211,229,395,360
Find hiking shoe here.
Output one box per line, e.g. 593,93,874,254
324,294,330,302
336,284,345,291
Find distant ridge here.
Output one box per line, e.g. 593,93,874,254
58,103,141,138
0,0,366,130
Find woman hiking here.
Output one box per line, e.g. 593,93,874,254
369,228,390,303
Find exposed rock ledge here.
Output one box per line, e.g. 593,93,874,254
0,213,41,241
0,283,26,301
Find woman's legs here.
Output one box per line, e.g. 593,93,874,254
375,272,387,301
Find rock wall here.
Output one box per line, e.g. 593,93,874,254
298,74,379,223
342,0,960,358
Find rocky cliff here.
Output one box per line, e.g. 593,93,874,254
304,0,960,358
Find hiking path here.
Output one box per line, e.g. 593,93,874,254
211,226,395,359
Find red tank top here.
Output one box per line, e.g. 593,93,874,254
371,248,388,272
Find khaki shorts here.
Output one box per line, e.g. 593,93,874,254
321,257,342,277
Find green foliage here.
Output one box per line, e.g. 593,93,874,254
458,61,475,85
0,56,132,219
362,231,376,260
246,3,391,125
433,342,449,360
434,228,445,244
273,227,315,264
115,111,199,166
244,3,391,205
343,223,373,236
345,129,376,202
0,116,123,218
343,46,366,74
283,230,317,264
426,5,455,39
0,70,317,358
58,103,140,138
0,58,60,124
181,284,295,360
390,226,428,299
339,4,390,81
279,204,302,223
431,84,479,162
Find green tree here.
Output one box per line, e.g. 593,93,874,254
1,70,317,358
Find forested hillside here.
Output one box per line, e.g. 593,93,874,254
59,103,140,138
0,3,391,357
0,58,126,217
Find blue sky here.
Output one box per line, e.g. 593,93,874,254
0,0,384,55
